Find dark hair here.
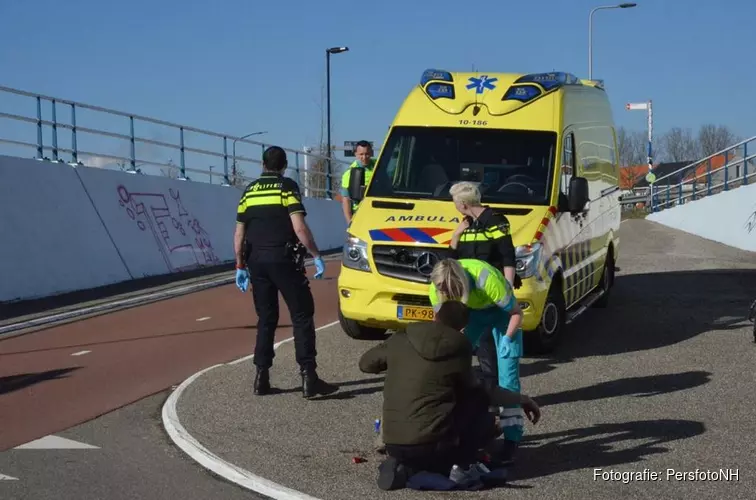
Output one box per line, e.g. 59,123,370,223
434,301,469,331
355,140,372,153
262,146,287,172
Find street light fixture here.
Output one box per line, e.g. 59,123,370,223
588,3,637,80
326,46,349,198
231,130,267,181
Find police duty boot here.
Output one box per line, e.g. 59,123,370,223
301,368,319,398
254,367,271,395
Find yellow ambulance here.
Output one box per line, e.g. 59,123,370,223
337,69,622,353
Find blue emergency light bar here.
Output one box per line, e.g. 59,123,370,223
420,68,453,86
514,72,582,91
502,84,542,103
426,82,455,100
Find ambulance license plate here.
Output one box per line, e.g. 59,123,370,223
397,305,434,321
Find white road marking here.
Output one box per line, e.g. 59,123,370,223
163,320,341,500
227,320,339,366
14,435,99,449
196,317,211,322
0,473,18,480
71,350,91,356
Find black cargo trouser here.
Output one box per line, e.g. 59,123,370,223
476,327,499,391
248,260,317,371
385,386,495,474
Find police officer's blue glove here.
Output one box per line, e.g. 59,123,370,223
235,268,249,292
313,256,326,279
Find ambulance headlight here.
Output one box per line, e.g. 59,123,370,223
515,242,542,279
343,233,371,272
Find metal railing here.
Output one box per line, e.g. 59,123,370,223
0,85,352,198
649,135,756,212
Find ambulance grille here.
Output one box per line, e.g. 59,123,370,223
392,294,432,307
372,244,456,284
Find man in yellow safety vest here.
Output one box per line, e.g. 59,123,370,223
340,140,375,225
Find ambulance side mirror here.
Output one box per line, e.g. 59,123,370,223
348,167,366,202
568,177,589,213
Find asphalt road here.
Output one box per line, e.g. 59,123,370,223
176,219,756,500
0,391,265,500
0,259,340,451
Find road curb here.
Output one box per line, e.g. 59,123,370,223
161,320,340,500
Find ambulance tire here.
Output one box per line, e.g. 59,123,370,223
593,247,615,309
339,309,386,340
526,281,566,355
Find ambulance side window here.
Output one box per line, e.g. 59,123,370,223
560,133,575,196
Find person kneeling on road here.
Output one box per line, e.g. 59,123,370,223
358,301,540,491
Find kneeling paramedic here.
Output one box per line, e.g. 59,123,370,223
234,145,331,399
429,258,525,465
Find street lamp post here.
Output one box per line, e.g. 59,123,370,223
326,46,349,198
231,131,267,183
588,3,637,80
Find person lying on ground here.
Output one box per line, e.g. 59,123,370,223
358,300,540,491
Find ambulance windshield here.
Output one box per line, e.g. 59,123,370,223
365,125,557,206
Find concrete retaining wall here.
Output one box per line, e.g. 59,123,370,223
646,182,756,252
0,155,346,302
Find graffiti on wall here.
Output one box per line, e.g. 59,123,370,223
746,208,756,235
117,185,221,272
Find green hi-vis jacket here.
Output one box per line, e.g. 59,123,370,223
428,259,516,312
340,159,375,211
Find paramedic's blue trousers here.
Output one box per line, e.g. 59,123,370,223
466,307,524,443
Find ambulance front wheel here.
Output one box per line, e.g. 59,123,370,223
526,281,566,355
339,309,386,340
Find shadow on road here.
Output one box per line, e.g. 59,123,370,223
0,367,81,395
515,419,706,481
525,268,756,367
533,371,712,407
313,375,386,401
265,375,386,398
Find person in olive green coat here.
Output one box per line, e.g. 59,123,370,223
358,301,539,490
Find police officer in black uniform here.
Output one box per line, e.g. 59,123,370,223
234,145,333,399
447,181,521,390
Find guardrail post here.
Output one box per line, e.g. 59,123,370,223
650,184,656,212
707,158,712,195
678,179,683,205
51,99,59,162
724,150,729,190
222,136,230,185
70,104,78,164
179,127,186,178
36,96,43,159
665,182,670,207
744,142,749,185
294,152,301,186
260,143,266,179
129,116,136,170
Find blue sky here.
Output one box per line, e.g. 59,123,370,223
1,0,754,180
